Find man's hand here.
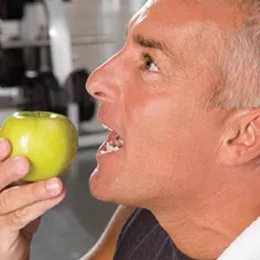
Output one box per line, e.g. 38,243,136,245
0,138,66,260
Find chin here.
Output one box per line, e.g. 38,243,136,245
88,170,109,202
88,170,135,207
88,164,156,208
88,169,120,203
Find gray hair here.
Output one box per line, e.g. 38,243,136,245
205,0,260,110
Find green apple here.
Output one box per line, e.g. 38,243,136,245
0,111,78,182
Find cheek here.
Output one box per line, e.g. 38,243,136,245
126,92,187,147
124,94,189,173
123,92,214,187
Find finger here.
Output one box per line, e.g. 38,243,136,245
2,191,66,232
0,178,64,214
0,156,30,191
0,138,11,162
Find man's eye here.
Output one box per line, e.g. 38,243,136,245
142,53,159,72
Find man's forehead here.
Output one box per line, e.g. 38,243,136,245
129,0,244,32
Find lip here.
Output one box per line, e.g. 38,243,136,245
98,111,124,139
102,122,123,139
107,130,120,142
96,140,108,157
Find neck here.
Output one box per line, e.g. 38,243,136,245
150,180,260,260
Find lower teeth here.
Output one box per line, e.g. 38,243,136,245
105,140,122,153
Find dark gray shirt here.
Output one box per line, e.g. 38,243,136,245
114,208,196,260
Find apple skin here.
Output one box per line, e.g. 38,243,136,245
0,111,78,182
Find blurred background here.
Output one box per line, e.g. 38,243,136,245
0,0,146,259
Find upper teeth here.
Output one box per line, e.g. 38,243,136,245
102,124,112,131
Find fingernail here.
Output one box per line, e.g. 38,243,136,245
46,179,61,195
13,156,29,176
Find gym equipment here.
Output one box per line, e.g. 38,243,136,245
19,70,67,114
64,69,96,122
0,49,25,87
44,0,73,86
19,71,51,111
0,0,25,20
0,0,71,20
38,71,67,115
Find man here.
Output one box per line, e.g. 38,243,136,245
0,0,260,259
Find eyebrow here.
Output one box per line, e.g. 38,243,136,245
133,33,172,56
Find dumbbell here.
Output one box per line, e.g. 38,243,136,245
37,71,67,115
19,70,52,111
64,68,96,122
19,70,66,113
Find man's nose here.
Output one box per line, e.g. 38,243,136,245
86,56,120,103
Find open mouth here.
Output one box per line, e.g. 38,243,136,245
99,124,124,154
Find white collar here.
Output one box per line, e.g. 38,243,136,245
217,217,260,260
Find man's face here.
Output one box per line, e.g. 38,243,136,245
86,0,237,208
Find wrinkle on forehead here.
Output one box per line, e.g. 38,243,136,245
130,0,244,31
127,0,246,63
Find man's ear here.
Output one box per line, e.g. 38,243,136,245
218,111,260,166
